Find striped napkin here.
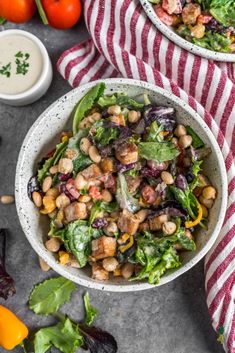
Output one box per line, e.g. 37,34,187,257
57,0,235,351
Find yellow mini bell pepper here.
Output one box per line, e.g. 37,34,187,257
185,202,203,228
0,305,29,350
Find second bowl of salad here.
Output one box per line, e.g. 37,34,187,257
16,78,227,291
141,0,235,62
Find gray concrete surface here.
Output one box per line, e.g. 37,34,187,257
0,17,224,353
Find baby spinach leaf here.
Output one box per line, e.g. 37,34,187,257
73,83,106,135
34,318,83,353
116,173,140,213
73,154,93,174
37,141,68,183
29,277,76,315
84,292,98,326
186,126,205,149
170,186,196,219
139,141,180,163
59,220,101,267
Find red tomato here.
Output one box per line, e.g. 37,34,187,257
197,14,213,24
0,0,36,23
154,5,174,26
89,186,103,200
42,0,82,29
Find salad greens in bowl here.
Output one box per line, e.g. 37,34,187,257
140,0,235,61
15,78,227,291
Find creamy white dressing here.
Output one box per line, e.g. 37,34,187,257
0,34,43,95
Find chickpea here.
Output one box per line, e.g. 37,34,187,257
128,110,141,123
88,146,101,163
42,176,53,193
54,209,64,228
202,186,216,200
32,191,42,208
161,171,174,185
80,137,92,155
88,112,102,123
74,174,88,190
102,189,113,202
107,105,121,116
103,257,119,272
135,209,149,223
121,263,135,279
201,204,209,218
39,257,50,272
56,193,70,209
79,195,91,203
45,237,61,252
104,221,118,236
162,221,177,235
174,124,187,137
58,158,73,174
191,23,205,39
199,195,214,209
46,188,60,199
171,137,178,146
178,135,193,149
49,165,58,174
185,229,194,240
0,195,15,204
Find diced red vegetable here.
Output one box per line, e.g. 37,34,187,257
89,186,103,200
154,5,174,26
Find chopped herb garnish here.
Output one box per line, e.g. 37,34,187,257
15,51,30,75
0,62,11,78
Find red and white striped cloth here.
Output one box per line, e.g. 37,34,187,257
57,0,235,351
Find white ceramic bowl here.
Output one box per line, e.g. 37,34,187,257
140,0,235,62
15,78,227,292
0,30,53,106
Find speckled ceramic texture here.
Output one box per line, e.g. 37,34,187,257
15,78,227,292
140,0,235,62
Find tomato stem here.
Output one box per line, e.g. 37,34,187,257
35,0,49,25
0,17,6,25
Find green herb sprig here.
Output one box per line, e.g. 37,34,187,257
15,51,30,75
0,62,11,77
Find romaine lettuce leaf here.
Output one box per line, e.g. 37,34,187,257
116,173,140,212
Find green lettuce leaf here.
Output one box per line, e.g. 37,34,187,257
29,277,76,315
193,31,232,53
186,126,205,149
139,141,180,163
94,120,119,146
73,83,106,135
170,185,197,219
34,318,83,353
116,173,140,213
147,121,164,142
84,292,98,326
97,92,144,109
148,247,181,284
37,141,68,183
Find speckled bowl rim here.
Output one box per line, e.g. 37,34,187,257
15,78,228,292
140,0,235,62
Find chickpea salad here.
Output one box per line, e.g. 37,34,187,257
28,83,217,285
149,0,235,53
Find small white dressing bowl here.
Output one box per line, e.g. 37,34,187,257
0,29,52,106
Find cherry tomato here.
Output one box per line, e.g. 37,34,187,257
0,0,36,23
42,0,82,29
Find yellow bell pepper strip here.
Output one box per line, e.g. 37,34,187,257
0,305,29,350
185,202,203,228
119,235,134,253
